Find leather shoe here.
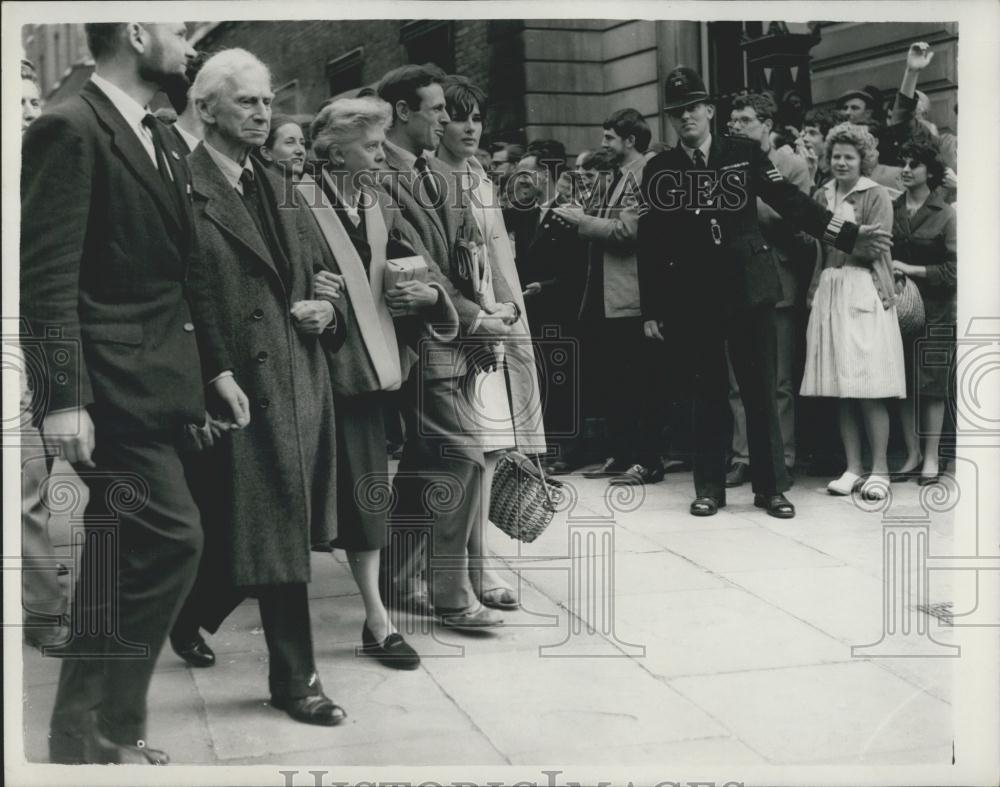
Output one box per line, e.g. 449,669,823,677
83,728,170,764
690,496,725,516
917,474,940,486
725,463,749,487
435,602,503,630
583,457,629,478
609,463,664,486
754,493,796,519
360,622,420,670
661,458,692,474
170,634,216,668
271,693,347,726
543,459,575,476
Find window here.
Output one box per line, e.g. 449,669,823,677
400,21,454,72
326,48,364,98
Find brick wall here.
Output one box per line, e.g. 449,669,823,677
197,20,408,117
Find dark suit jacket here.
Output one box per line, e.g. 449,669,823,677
510,203,587,329
638,134,861,322
20,79,205,433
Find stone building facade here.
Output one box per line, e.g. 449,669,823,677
23,19,957,157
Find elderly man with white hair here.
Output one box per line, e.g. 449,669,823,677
177,47,349,727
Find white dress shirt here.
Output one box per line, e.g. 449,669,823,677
89,73,158,168
202,140,255,194
680,134,713,166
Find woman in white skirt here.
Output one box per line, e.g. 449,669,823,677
801,123,906,500
434,76,547,609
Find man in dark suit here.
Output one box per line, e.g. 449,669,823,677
376,64,520,629
638,67,893,519
20,22,249,764
505,140,590,472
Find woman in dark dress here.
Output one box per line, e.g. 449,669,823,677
889,140,957,485
300,96,459,668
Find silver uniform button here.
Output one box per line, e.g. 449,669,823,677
183,322,195,332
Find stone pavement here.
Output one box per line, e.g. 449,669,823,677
19,459,961,768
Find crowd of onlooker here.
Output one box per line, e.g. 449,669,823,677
17,24,958,762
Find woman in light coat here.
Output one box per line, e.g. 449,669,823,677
304,97,461,667
434,76,547,609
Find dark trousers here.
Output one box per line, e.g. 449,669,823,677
173,580,320,701
689,305,790,500
171,441,320,701
589,316,661,468
49,433,203,747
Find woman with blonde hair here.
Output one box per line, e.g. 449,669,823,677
801,123,906,500
434,75,547,610
303,96,460,667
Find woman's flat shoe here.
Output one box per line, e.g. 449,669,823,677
360,622,420,670
860,475,890,501
890,457,923,483
917,474,940,486
480,587,520,610
827,471,862,496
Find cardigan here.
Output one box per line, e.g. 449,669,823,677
807,176,897,310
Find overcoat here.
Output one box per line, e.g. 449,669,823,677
890,187,957,325
452,157,547,454
186,144,344,587
295,172,459,396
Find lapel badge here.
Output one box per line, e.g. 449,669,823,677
171,150,181,160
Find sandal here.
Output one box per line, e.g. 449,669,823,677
480,587,520,610
827,471,862,496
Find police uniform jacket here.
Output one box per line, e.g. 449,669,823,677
637,134,861,322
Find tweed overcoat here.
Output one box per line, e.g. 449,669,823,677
187,144,343,587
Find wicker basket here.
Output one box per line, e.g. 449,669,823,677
894,272,926,337
489,451,562,543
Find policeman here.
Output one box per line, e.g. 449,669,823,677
638,67,893,519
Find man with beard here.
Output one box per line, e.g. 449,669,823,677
21,22,248,764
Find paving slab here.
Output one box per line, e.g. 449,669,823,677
613,587,849,678
669,660,954,763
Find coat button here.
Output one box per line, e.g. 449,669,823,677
258,397,270,409
183,322,195,332
256,351,269,363
251,308,264,320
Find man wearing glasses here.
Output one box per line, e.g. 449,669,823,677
637,67,893,520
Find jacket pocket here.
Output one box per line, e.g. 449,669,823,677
81,323,143,346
